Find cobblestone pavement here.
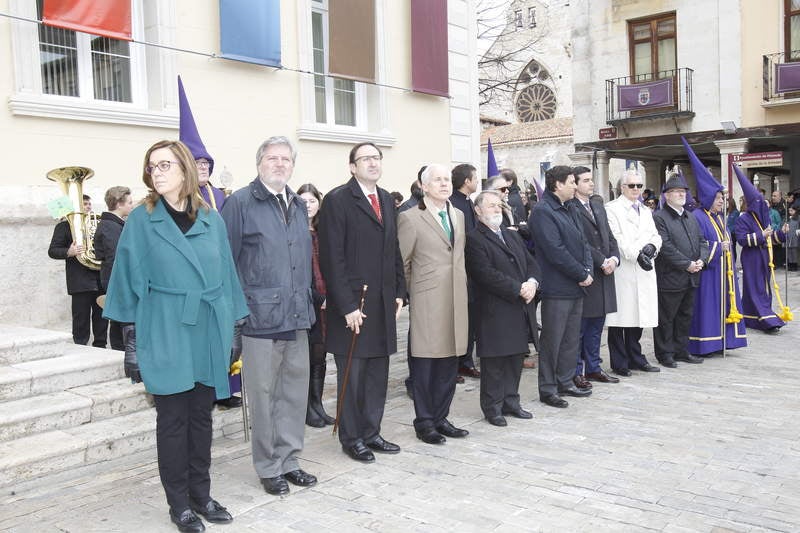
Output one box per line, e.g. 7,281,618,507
3,275,800,532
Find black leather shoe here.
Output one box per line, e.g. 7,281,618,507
365,436,401,454
284,469,317,487
612,368,632,377
558,386,592,398
486,415,508,427
214,395,242,409
416,427,446,444
190,499,232,524
658,357,677,368
675,353,704,364
344,441,375,463
170,508,205,532
502,408,533,419
540,395,569,408
436,419,469,438
261,475,290,495
585,370,619,383
634,363,661,372
458,366,481,378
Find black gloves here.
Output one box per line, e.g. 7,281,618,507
230,319,246,368
637,244,657,271
122,324,141,384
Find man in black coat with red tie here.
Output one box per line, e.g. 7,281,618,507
566,167,620,389
318,142,406,463
466,190,541,427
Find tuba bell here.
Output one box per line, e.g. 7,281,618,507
47,166,102,271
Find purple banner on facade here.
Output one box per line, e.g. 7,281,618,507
775,62,800,93
617,78,674,111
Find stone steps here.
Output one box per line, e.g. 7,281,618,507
0,343,124,401
0,325,72,364
0,406,244,487
0,324,246,488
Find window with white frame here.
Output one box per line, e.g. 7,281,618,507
9,0,178,128
311,0,360,127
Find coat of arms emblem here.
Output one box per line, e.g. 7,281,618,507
638,88,651,106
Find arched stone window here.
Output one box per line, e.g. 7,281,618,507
514,59,557,122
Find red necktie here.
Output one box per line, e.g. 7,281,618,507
368,193,383,223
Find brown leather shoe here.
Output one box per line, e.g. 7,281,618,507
585,370,620,384
573,375,592,389
458,366,481,378
522,357,536,369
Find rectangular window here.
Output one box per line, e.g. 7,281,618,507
627,13,676,80
785,0,800,60
514,10,523,29
528,8,536,28
311,0,358,127
36,0,133,103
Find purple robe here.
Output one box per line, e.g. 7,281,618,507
200,183,226,211
734,211,785,330
688,211,747,354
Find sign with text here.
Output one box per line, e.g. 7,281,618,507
731,152,784,168
599,127,617,139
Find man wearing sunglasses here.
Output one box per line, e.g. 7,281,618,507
604,171,663,376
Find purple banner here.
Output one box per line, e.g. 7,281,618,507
617,78,673,111
776,62,800,93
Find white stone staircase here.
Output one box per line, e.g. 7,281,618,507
0,325,244,488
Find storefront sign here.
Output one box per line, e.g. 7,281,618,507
731,151,784,168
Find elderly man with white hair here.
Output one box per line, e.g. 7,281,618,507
604,170,663,376
398,163,469,445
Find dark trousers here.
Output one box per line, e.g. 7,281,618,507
409,356,458,432
538,298,583,398
152,383,216,513
334,355,389,448
109,320,124,351
576,316,606,376
71,291,107,347
457,301,477,369
479,354,523,417
654,288,696,361
608,326,648,370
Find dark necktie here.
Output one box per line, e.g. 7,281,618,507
368,193,383,223
277,194,288,223
584,201,595,222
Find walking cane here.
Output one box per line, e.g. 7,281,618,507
333,285,368,437
721,192,728,359
776,177,790,312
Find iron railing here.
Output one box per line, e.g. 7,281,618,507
762,51,800,103
605,67,694,125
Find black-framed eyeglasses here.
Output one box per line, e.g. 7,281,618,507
625,183,644,189
354,154,383,163
145,161,180,174
195,160,211,169
497,186,510,192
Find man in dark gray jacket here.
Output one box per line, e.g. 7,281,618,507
221,136,317,496
652,176,709,368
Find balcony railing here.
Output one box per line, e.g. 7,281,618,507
763,51,800,104
605,67,694,126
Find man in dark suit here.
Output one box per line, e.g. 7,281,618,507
529,165,593,409
567,167,620,388
449,163,480,380
318,142,406,463
652,176,709,368
466,190,541,427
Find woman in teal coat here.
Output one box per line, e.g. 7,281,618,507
104,140,249,533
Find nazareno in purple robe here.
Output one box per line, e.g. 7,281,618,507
734,211,786,330
200,183,226,212
688,210,747,354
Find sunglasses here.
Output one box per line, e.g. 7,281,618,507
625,183,644,189
497,186,509,193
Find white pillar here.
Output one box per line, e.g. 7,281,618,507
715,138,749,203
595,151,610,201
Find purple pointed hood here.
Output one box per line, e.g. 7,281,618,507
681,137,723,211
178,75,214,174
487,138,499,178
733,163,770,226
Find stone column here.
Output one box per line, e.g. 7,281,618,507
715,138,749,203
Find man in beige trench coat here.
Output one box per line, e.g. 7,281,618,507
398,163,469,445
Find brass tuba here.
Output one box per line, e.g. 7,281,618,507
47,166,101,271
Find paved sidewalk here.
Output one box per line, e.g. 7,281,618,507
3,274,800,532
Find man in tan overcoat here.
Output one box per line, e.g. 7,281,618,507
398,163,469,445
